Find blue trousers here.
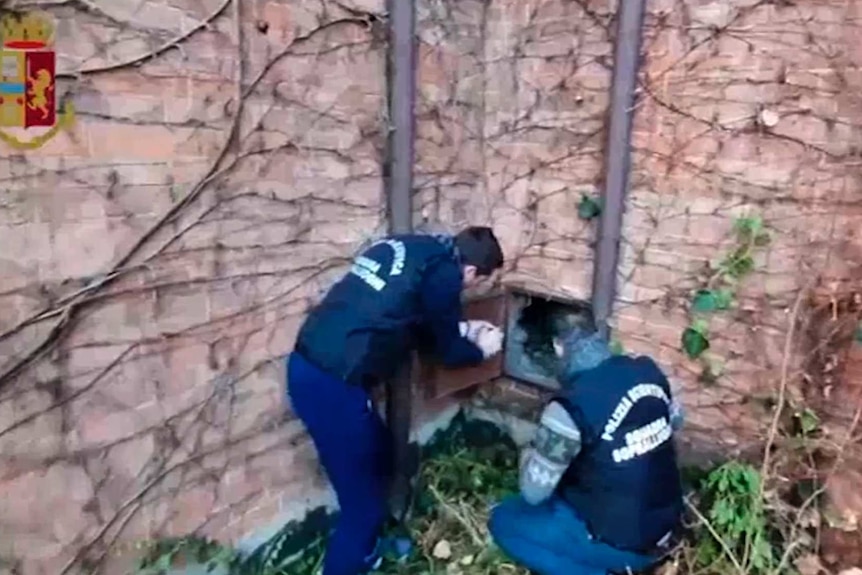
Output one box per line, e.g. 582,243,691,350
288,352,392,575
489,495,657,575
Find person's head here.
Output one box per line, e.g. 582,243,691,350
552,321,612,384
455,226,504,288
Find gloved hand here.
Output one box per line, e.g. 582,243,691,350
458,319,497,342
475,324,504,359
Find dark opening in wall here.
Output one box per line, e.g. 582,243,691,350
503,289,595,390
415,288,596,399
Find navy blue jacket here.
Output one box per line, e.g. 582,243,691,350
293,234,483,387
555,355,684,553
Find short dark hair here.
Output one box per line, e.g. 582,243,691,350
454,226,504,276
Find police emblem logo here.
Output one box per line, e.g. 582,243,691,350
0,11,74,150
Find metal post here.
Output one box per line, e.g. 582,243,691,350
386,0,417,523
592,0,648,340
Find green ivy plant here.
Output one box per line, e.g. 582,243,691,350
682,318,710,360
793,407,821,439
577,193,602,220
135,533,319,575
694,462,779,575
682,215,771,381
135,536,237,575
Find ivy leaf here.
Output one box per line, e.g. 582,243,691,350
692,290,716,312
734,215,763,238
155,553,174,573
714,289,734,309
609,339,625,355
682,330,709,359
577,194,602,220
725,253,755,278
795,408,820,436
735,215,770,246
682,320,710,359
692,289,733,313
754,231,771,246
690,318,709,335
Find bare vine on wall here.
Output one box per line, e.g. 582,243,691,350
0,0,391,572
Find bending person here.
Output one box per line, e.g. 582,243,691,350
289,227,505,575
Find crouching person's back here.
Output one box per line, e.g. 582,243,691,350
488,325,685,575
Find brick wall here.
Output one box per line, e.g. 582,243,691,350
416,0,860,458
619,0,862,454
0,1,386,573
0,0,860,573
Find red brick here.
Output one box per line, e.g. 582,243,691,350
163,78,235,125
161,158,214,186
0,399,64,465
71,401,161,448
21,126,90,158
128,36,236,82
163,342,215,398
230,386,285,437
105,434,155,484
69,296,158,345
0,223,52,287
225,492,282,542
628,262,691,290
100,184,175,218
78,88,165,124
245,436,307,489
0,464,95,545
44,218,115,280
86,122,190,161
258,314,302,358
87,70,184,99
164,487,218,535
29,185,108,224
0,291,48,333
154,286,212,335
20,543,76,575
215,465,268,510
61,342,131,386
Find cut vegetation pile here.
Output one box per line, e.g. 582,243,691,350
284,415,530,575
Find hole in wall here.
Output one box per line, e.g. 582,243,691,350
503,288,595,389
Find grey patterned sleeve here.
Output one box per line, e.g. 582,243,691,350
518,401,582,505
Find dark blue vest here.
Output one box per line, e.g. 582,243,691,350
555,355,683,553
294,234,456,386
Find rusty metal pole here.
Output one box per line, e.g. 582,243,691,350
386,0,417,523
592,0,647,340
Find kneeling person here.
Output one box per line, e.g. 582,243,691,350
489,325,685,575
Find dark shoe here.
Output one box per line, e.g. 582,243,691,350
367,535,413,571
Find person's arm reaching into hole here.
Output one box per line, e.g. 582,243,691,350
419,261,488,367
